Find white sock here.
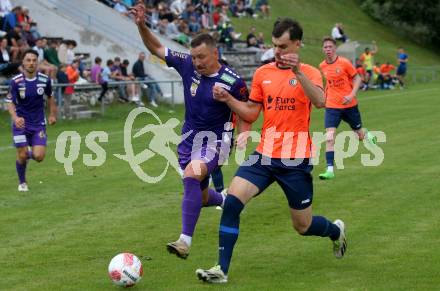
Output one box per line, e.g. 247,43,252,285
179,234,192,246
327,166,334,172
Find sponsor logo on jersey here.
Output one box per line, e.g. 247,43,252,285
38,77,48,83
220,73,236,85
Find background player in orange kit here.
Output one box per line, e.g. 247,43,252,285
319,37,377,180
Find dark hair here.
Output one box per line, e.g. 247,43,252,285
106,59,114,66
190,33,217,48
95,56,102,64
272,18,303,41
114,56,121,62
22,49,39,59
122,59,129,65
322,36,336,45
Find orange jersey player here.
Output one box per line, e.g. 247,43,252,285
196,19,347,284
318,37,377,180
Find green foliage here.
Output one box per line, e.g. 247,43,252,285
359,0,440,46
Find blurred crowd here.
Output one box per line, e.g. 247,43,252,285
99,0,271,50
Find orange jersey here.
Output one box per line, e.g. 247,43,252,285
249,63,323,159
380,64,395,75
320,56,358,109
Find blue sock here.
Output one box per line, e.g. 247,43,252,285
211,167,224,192
302,216,340,240
326,151,334,167
218,195,244,274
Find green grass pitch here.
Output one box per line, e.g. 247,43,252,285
1,82,439,290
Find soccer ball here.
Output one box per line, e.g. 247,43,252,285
108,253,143,287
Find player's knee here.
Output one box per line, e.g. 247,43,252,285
183,161,207,180
17,152,28,162
293,220,311,235
33,153,45,162
326,131,335,145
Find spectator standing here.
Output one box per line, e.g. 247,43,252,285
359,41,378,87
396,47,408,89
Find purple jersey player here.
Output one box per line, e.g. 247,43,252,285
6,49,58,192
131,3,250,259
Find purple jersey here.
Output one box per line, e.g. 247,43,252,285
6,72,53,127
165,48,249,143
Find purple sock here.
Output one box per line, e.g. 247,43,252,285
204,188,224,207
16,160,27,184
181,177,202,237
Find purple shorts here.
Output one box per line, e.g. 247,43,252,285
12,124,47,148
178,139,231,190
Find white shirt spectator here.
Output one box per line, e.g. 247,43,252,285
114,3,128,14
260,48,274,63
331,25,343,40
1,48,10,62
67,48,75,65
32,45,44,62
170,0,187,16
0,0,12,17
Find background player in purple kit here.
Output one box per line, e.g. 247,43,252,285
130,3,250,259
6,49,58,192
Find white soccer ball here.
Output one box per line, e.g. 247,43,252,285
108,253,143,287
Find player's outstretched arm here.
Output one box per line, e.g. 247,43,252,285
212,86,261,123
130,3,165,60
47,95,58,125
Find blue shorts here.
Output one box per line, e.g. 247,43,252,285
397,65,406,76
325,105,362,130
235,152,313,210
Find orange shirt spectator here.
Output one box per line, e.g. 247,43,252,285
380,63,395,76
65,61,80,94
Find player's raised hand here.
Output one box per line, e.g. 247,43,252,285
14,117,25,129
48,114,57,125
212,86,230,102
129,2,146,26
281,53,301,73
